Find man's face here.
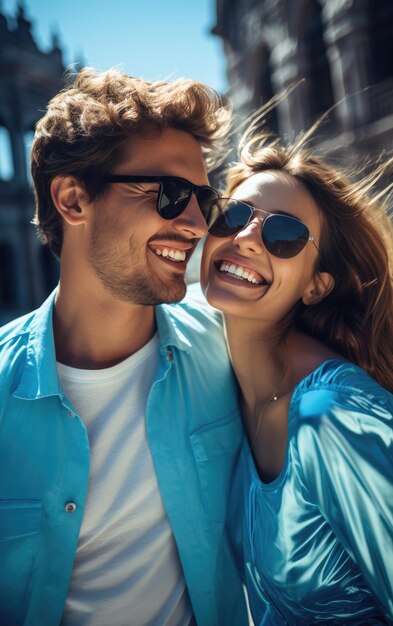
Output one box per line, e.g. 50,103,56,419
86,128,209,305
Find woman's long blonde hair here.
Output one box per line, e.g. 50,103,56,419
226,126,393,391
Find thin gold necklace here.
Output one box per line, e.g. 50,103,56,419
250,364,288,451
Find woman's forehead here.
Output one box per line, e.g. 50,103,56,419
232,170,324,231
233,170,301,197
234,170,318,210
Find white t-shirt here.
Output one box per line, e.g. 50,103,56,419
57,334,194,626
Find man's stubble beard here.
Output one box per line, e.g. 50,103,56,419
88,225,187,305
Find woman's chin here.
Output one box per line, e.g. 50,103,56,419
203,284,252,317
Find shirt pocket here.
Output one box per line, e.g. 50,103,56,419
0,500,42,625
190,411,243,523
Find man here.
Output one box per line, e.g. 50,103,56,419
0,69,247,626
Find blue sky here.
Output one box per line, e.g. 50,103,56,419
2,0,228,92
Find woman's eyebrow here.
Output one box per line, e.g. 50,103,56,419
240,200,301,219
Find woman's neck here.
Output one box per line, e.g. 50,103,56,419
224,314,292,414
224,313,341,417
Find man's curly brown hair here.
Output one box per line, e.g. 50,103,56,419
31,67,231,258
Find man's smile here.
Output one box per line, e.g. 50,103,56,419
148,241,195,271
154,246,187,262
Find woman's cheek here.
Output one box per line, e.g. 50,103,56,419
200,237,216,291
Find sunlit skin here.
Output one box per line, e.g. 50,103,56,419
201,171,327,322
51,128,209,369
201,170,338,481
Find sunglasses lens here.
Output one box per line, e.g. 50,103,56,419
208,199,252,236
195,187,221,226
263,215,309,258
159,179,191,219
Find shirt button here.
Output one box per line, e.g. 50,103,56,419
67,410,75,418
65,501,77,513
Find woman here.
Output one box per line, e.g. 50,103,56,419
201,129,393,625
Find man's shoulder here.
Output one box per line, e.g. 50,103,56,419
0,311,37,392
1,290,56,351
0,310,36,349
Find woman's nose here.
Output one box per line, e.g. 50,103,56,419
232,218,264,255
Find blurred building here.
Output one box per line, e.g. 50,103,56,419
1,1,392,320
213,0,393,158
0,3,64,324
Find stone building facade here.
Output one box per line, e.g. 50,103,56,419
0,4,65,323
213,0,393,159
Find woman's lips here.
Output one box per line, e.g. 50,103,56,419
214,258,270,286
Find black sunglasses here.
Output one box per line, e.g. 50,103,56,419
208,198,319,259
103,175,220,225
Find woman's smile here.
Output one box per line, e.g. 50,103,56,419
214,255,271,288
201,170,323,318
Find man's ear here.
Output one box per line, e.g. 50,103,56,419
302,272,335,306
50,176,90,225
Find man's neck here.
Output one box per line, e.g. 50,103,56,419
53,283,156,370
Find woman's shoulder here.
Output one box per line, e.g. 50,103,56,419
290,358,393,433
289,359,393,538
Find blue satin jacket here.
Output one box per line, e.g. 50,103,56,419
229,359,393,625
0,288,247,626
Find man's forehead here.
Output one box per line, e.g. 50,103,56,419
115,128,208,182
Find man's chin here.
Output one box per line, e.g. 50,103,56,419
124,279,187,306
159,280,187,304
97,268,189,305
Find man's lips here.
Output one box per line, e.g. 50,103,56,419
149,242,194,267
214,258,271,286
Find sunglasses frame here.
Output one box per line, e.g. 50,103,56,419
103,174,220,222
209,198,319,259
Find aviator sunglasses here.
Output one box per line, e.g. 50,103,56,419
103,175,220,225
208,198,319,259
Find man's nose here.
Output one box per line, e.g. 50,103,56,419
172,193,208,239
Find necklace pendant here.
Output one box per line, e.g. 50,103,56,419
273,395,278,401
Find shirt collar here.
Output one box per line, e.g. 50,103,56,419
154,303,192,353
13,291,192,400
13,288,62,400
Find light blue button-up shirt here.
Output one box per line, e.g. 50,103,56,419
0,287,247,626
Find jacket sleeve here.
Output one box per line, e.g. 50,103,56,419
294,383,393,623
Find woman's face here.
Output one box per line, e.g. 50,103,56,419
201,170,325,322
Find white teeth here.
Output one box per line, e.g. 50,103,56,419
154,247,186,262
219,262,264,285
